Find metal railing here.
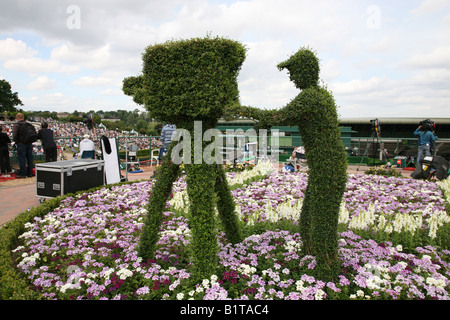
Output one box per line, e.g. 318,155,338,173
348,137,450,162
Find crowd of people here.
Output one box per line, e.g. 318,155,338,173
0,116,164,176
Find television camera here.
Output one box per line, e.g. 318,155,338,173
370,118,381,134
419,119,435,132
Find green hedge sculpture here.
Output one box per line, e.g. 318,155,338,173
123,36,245,281
278,47,348,281
124,37,347,282
224,47,348,281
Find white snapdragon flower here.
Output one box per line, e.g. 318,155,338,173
295,280,305,291
12,246,24,252
103,268,115,279
314,289,325,300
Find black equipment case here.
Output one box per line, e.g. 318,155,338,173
35,159,105,201
410,155,449,181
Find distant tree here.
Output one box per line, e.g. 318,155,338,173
67,114,84,123
0,79,23,112
50,112,59,120
93,114,101,124
102,119,126,132
147,122,160,136
136,119,147,134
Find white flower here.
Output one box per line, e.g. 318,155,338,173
422,255,432,261
12,246,24,252
426,275,446,289
117,268,133,280
295,280,305,291
238,264,257,276
103,268,115,279
59,283,72,294
196,286,204,293
177,292,185,300
314,289,325,300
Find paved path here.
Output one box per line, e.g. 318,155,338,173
0,164,412,227
0,182,40,226
0,168,154,227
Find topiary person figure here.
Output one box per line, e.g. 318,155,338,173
123,36,245,281
277,47,348,281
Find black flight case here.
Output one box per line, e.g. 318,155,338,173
35,159,105,202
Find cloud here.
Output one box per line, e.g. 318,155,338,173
23,91,134,113
27,75,56,90
51,44,112,70
321,60,341,82
400,46,450,69
1,0,450,118
72,76,113,87
0,38,37,60
25,93,73,110
0,38,79,76
332,77,393,96
330,68,450,118
3,57,79,74
99,88,122,96
0,0,186,47
410,0,450,16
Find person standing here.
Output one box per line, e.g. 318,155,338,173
414,122,438,164
37,121,57,162
0,125,12,174
159,123,176,159
12,113,36,178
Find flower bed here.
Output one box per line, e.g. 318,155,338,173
10,165,450,300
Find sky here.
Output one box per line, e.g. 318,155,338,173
0,0,449,119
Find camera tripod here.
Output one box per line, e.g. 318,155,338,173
357,119,390,171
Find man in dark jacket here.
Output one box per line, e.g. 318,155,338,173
12,113,35,178
0,125,12,174
37,121,58,162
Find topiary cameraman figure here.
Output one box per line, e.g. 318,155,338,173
123,36,245,280
277,47,348,281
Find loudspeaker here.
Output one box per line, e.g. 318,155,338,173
101,136,121,184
